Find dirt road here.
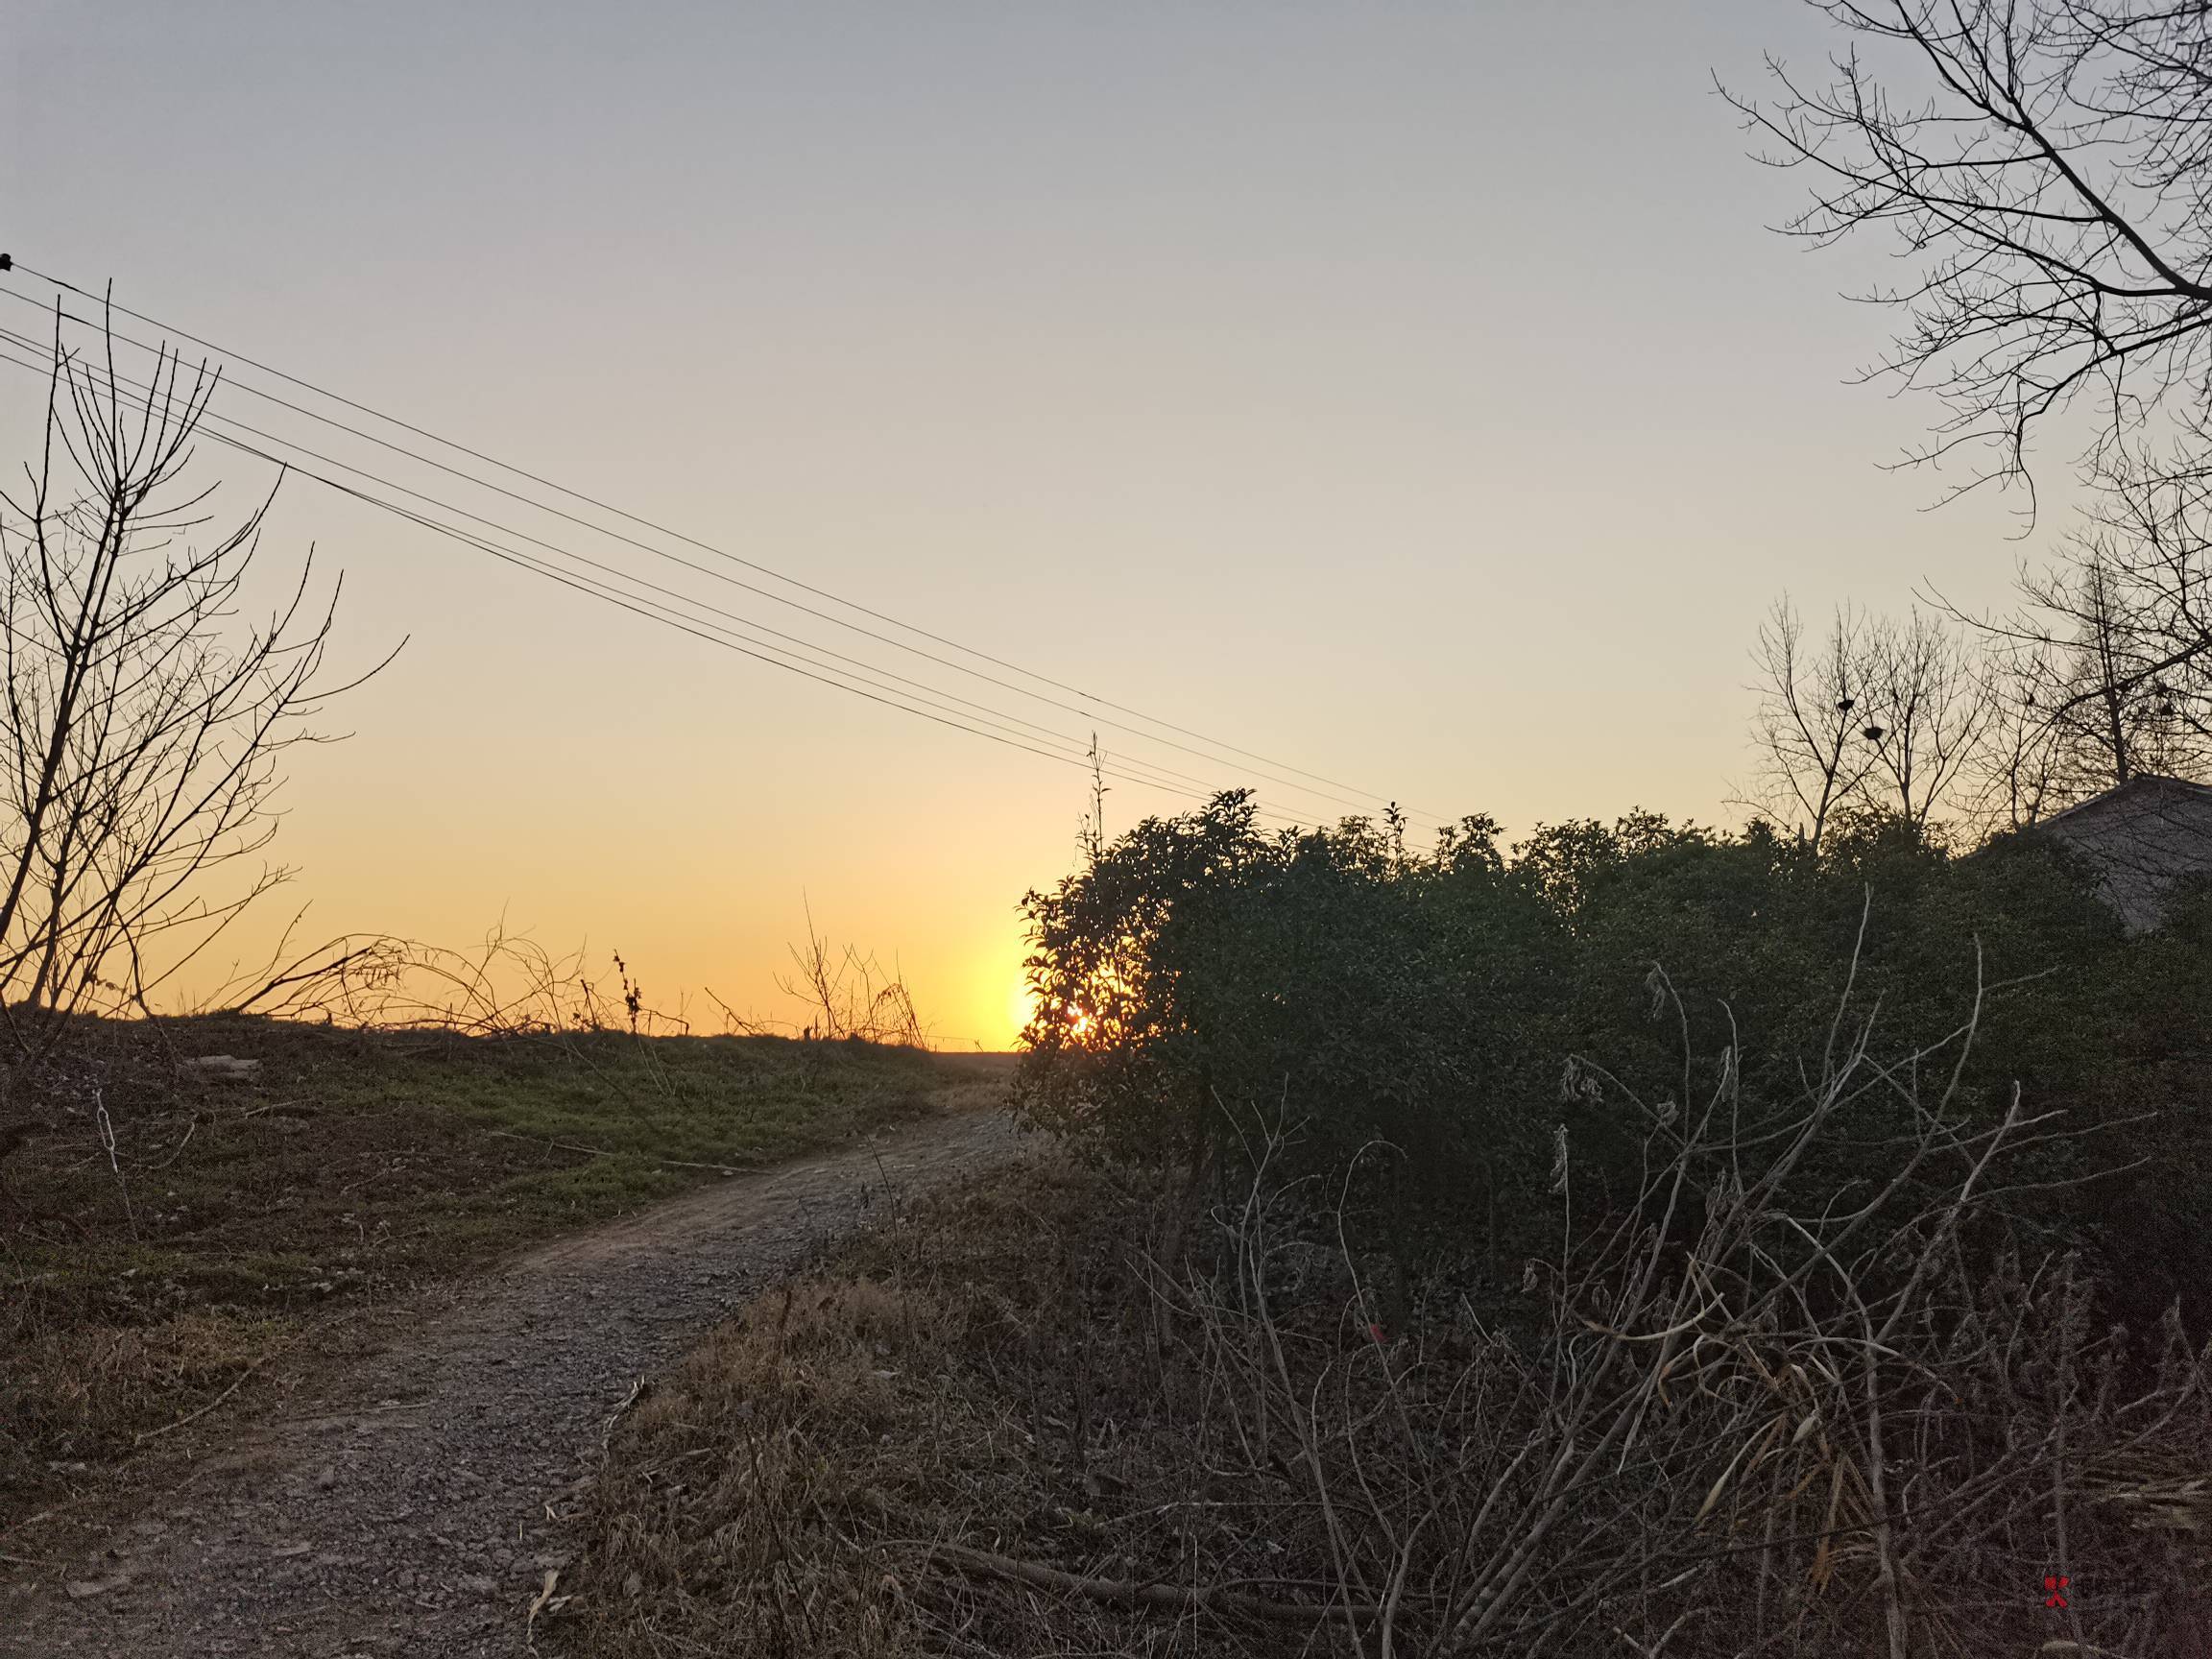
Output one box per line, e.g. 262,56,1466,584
1,1082,1016,1658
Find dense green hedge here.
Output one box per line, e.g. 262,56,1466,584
1016,793,2212,1324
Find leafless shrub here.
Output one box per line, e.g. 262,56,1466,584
209,922,691,1038
206,907,930,1051
773,901,927,1046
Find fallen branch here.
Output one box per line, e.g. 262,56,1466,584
146,1116,197,1170
134,1358,266,1445
483,1128,746,1173
235,1099,304,1120
925,1541,1383,1627
524,1565,565,1651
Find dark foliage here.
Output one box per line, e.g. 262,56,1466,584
1017,793,2212,1324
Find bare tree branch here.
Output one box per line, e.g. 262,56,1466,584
0,298,392,1066
1728,2,2212,515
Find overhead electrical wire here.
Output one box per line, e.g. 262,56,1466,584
0,338,1281,821
0,258,1446,828
0,319,1266,809
0,321,1212,801
0,333,1313,825
0,284,1444,830
3,258,1441,826
0,285,1380,811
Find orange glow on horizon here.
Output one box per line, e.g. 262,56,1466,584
1007,979,1039,1042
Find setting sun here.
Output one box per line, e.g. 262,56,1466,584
1005,980,1038,1042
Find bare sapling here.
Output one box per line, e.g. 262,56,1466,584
0,301,392,1085
775,899,927,1046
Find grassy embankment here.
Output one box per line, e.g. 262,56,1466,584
0,1013,965,1527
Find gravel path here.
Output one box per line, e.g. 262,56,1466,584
2,1094,1016,1658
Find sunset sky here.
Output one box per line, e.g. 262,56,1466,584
1,3,2052,1046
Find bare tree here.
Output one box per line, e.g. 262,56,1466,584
1731,2,2212,818
0,304,390,1060
1729,1,2212,511
1747,599,2004,839
1861,606,1993,823
2053,445,2212,763
1945,468,2212,819
2030,554,2176,784
1743,598,1885,848
1959,636,2073,828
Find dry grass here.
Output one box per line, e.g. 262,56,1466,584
560,1147,1202,1657
6,1309,292,1470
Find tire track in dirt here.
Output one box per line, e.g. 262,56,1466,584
2,1085,1018,1658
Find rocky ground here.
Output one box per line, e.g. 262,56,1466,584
0,1085,1016,1658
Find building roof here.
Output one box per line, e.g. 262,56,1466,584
2027,774,2212,933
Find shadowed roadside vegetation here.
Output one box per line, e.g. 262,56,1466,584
1017,794,2212,1335
561,1121,2212,1656
553,790,2212,1654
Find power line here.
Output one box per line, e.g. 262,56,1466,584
0,335,1311,825
0,280,1438,828
0,316,1272,807
0,335,1261,816
1,258,1444,828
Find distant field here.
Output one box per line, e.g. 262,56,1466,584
0,1015,985,1526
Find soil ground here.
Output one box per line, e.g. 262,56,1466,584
0,1067,1017,1658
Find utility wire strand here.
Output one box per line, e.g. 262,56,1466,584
0,338,1307,825
0,317,1273,807
3,261,1444,827
0,337,1260,817
0,335,1161,795
0,284,1434,829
